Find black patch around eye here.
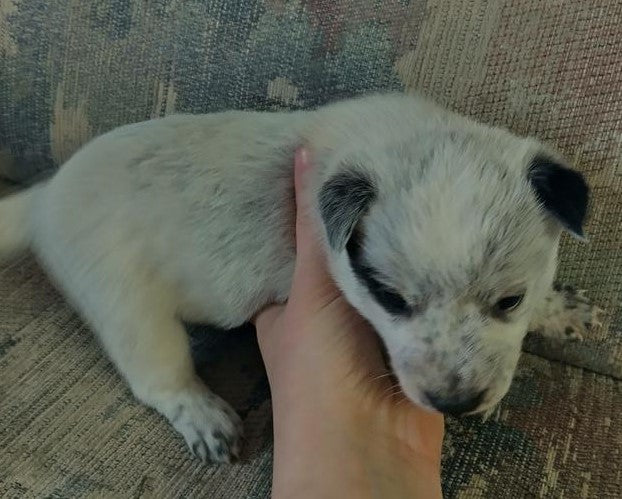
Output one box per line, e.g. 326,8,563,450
495,294,524,312
345,229,413,317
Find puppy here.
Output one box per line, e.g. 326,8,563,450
0,93,600,462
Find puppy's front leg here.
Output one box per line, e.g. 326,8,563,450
528,284,604,341
101,313,242,462
76,260,243,463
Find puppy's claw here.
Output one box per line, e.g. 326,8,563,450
192,439,209,462
592,307,605,325
159,383,243,464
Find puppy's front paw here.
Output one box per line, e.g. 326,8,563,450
530,284,604,341
161,382,243,463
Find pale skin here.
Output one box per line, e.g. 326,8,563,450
253,148,445,499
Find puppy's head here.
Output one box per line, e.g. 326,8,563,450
315,109,588,416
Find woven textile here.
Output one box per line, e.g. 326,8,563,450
1,257,620,498
1,1,621,497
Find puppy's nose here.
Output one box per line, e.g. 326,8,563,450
425,389,486,416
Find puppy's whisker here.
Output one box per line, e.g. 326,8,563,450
370,372,394,383
380,383,400,396
394,394,412,408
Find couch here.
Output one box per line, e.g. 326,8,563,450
0,1,620,497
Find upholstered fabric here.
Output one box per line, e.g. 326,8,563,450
1,257,620,498
1,1,620,497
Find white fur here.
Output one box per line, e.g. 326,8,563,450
0,93,590,460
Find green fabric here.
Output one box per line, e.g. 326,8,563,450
1,0,621,497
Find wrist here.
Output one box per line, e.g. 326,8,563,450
269,389,443,499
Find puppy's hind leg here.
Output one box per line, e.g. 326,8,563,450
67,256,243,463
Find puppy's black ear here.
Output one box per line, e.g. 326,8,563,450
318,169,376,251
528,156,589,239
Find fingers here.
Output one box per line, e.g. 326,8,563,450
252,303,283,330
290,148,337,294
292,148,322,261
256,148,339,330
256,148,333,329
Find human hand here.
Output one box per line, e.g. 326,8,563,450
254,148,444,498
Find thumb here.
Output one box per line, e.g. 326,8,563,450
292,147,321,260
252,302,284,332
290,148,336,294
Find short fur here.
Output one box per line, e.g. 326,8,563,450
0,93,599,461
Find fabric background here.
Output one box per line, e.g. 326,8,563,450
1,0,620,497
0,256,620,498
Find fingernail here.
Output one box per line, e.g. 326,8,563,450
297,147,309,166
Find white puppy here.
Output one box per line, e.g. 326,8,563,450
0,93,599,462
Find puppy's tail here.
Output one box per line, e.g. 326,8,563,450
0,187,37,260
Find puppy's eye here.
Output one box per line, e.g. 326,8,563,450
495,294,524,312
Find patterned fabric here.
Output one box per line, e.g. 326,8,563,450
0,0,621,497
0,257,620,498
